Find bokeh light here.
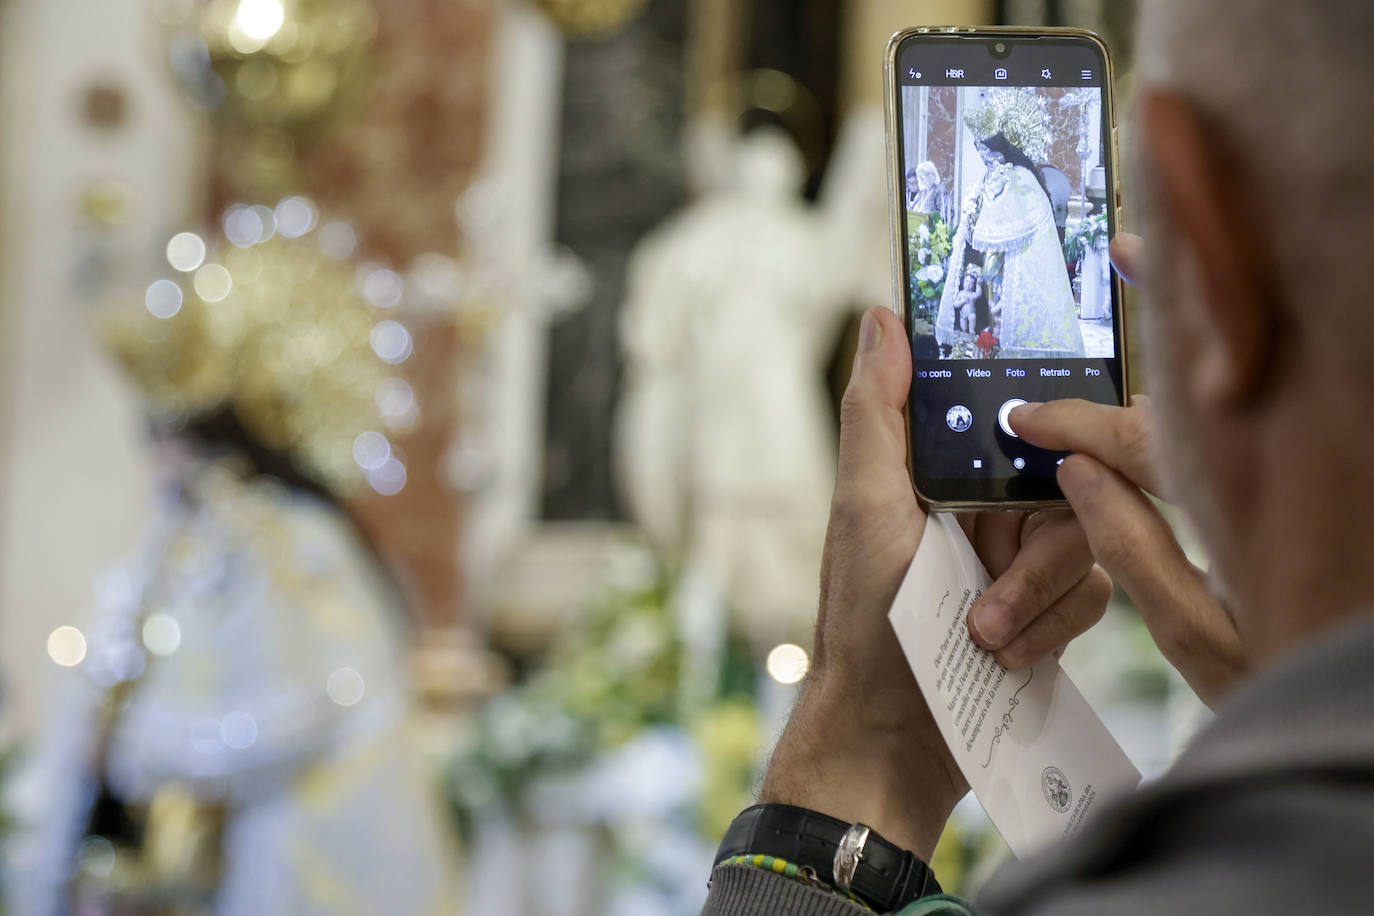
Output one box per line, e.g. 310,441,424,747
193,263,233,302
220,710,259,749
370,320,412,364
47,625,87,667
234,0,285,42
318,221,357,259
375,378,415,419
166,232,206,272
275,196,316,238
235,58,278,102
326,667,366,706
765,643,809,685
351,430,390,470
362,267,403,309
410,252,462,301
366,457,406,495
250,204,277,241
141,613,182,656
224,205,265,247
145,279,183,319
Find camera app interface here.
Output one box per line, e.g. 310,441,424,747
896,38,1123,492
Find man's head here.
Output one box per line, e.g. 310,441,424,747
1133,3,1374,641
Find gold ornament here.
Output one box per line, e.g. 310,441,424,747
964,87,1053,164
168,0,376,198
193,0,374,135
102,202,413,495
535,0,648,37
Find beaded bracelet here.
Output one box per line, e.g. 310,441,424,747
719,853,875,911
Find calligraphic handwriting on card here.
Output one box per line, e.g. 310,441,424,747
981,669,1034,769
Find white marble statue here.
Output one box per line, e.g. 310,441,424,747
615,128,847,648
816,107,896,316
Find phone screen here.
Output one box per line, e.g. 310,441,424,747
892,33,1124,504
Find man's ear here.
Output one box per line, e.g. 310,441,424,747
1138,90,1280,406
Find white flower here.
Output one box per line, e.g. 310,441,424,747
917,223,931,242
917,247,931,263
919,264,944,284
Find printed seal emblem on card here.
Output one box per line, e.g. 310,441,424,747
1041,766,1071,813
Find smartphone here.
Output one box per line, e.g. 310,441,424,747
884,27,1127,510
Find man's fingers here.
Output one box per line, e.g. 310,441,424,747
1109,233,1143,287
968,511,1023,579
967,511,1092,650
994,567,1113,670
842,307,912,412
833,307,919,518
1009,398,1164,496
1057,453,1248,702
1056,454,1196,612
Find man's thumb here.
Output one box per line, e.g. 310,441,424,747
843,307,911,412
835,308,913,498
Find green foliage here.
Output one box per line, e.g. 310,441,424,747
446,572,677,834
691,699,762,838
445,558,763,843
0,745,14,914
1065,212,1109,264
908,213,953,321
0,746,11,831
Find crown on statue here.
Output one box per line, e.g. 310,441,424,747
963,88,1052,165
102,202,413,495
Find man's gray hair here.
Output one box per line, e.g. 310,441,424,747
1135,1,1373,380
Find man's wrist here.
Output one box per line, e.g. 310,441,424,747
713,805,945,912
758,680,965,861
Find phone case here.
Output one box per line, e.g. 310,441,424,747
882,26,1130,511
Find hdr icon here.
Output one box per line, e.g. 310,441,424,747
945,68,965,79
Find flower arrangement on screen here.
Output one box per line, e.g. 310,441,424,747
909,217,953,322
1065,211,1109,264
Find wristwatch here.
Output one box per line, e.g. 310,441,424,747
713,804,942,912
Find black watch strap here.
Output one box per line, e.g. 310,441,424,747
713,804,941,912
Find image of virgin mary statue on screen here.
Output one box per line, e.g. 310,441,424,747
935,88,1086,359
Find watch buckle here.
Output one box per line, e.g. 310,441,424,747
832,823,871,892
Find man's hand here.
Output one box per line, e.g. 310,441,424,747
758,306,1111,860
1006,234,1249,706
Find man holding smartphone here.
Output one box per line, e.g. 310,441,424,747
703,2,1373,913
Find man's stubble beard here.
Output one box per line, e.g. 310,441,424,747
1136,196,1240,610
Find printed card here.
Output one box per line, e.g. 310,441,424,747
889,512,1140,856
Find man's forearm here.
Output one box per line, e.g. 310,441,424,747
758,682,964,862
